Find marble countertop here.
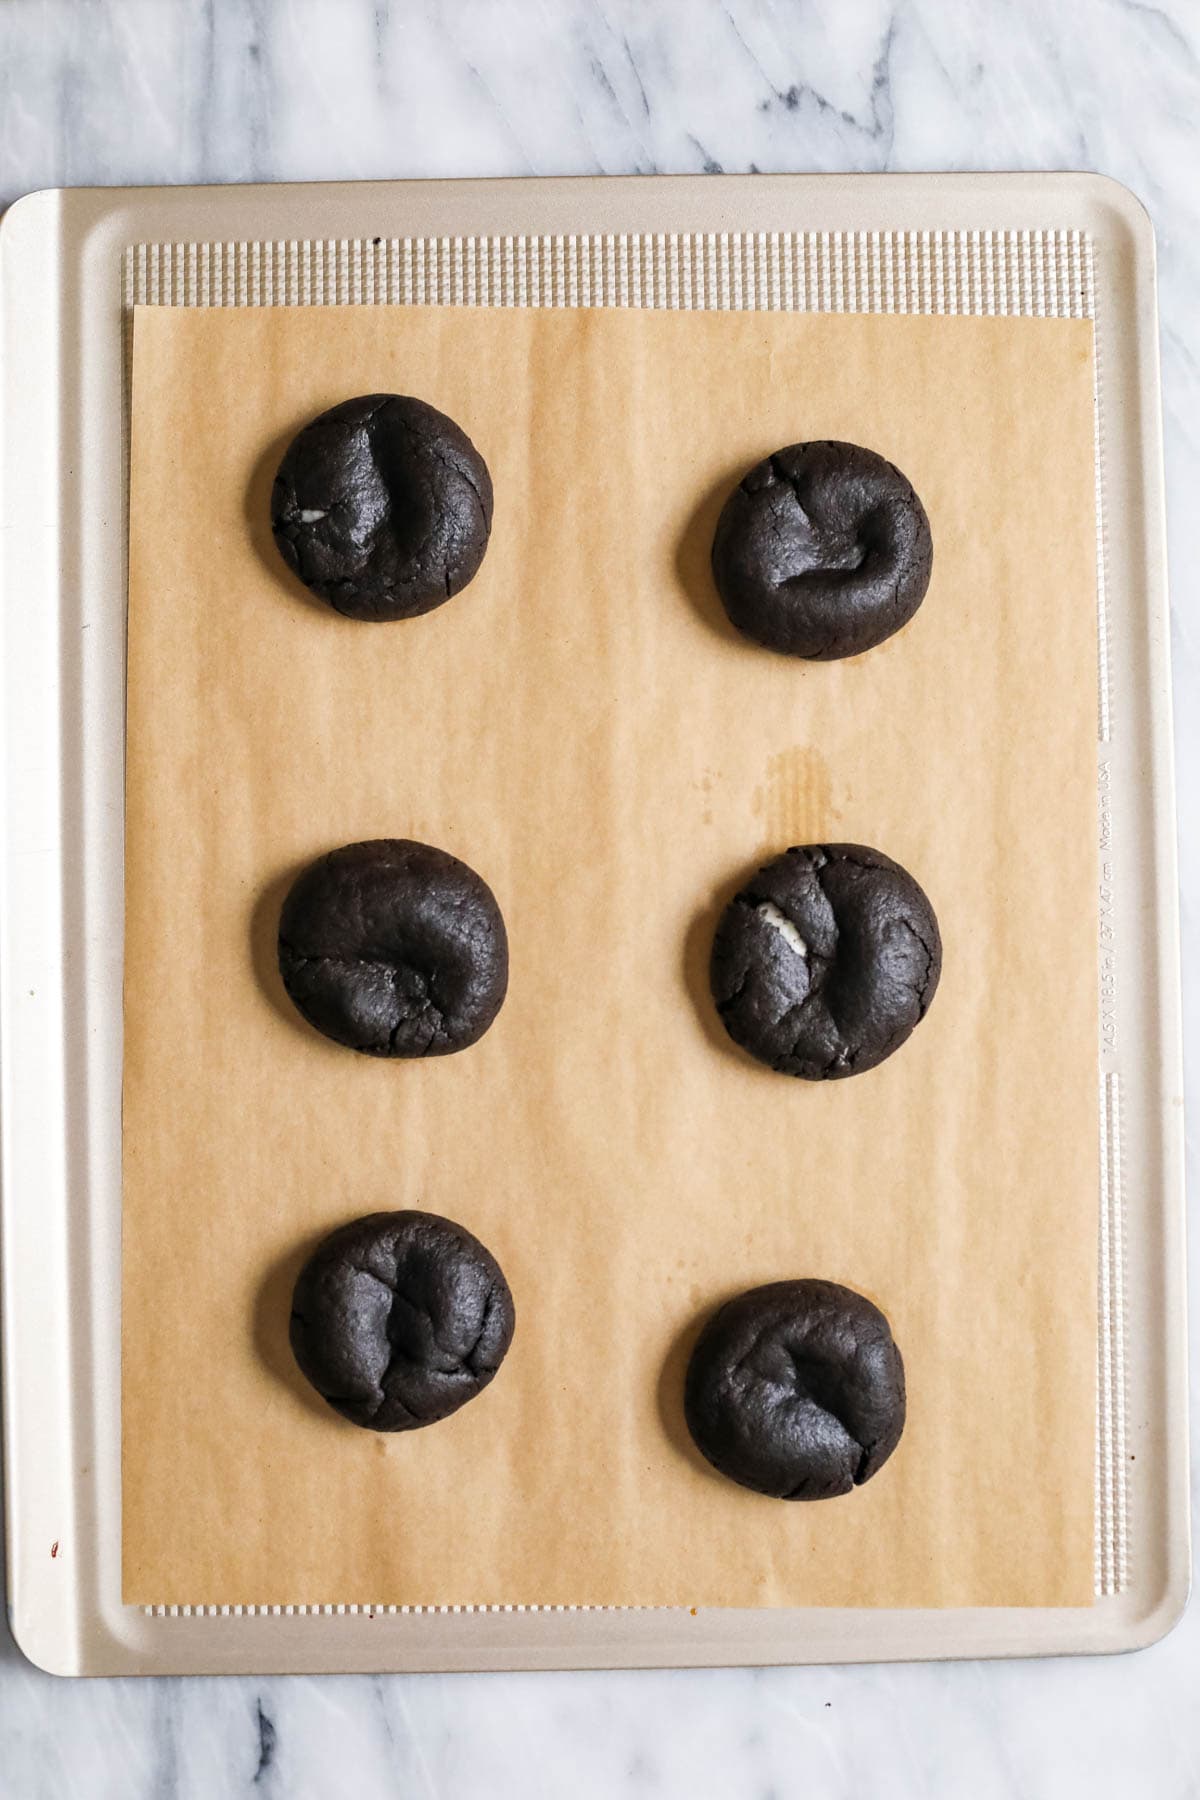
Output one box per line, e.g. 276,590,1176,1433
1,1,1197,1795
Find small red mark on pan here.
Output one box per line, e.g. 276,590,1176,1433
50,1541,59,1559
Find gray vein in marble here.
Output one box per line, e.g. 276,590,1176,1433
1119,0,1196,61
251,1697,276,1785
621,34,651,120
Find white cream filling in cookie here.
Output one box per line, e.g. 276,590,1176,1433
756,900,808,957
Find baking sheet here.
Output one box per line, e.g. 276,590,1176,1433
123,300,1098,1610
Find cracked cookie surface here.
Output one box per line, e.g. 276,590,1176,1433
711,440,932,659
290,1210,516,1432
709,843,941,1079
270,394,493,621
683,1279,906,1500
278,839,508,1057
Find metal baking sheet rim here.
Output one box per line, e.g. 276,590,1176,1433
0,173,1186,1676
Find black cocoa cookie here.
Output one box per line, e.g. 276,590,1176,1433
290,1211,516,1431
711,441,932,659
709,843,941,1079
278,839,508,1057
684,1280,905,1499
270,394,493,621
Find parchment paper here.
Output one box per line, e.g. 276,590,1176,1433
124,303,1098,1607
